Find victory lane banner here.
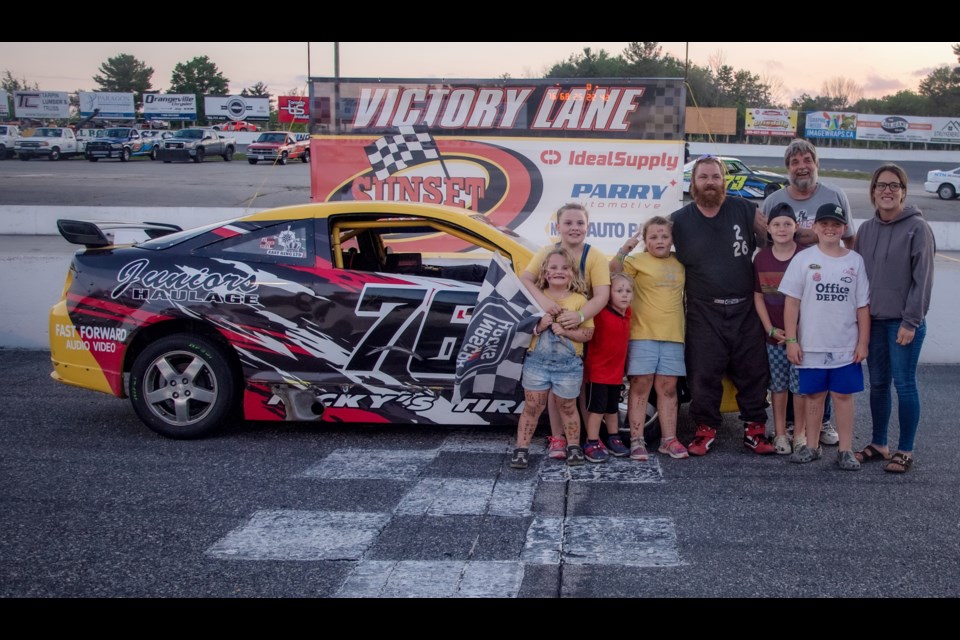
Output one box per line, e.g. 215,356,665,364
309,134,683,255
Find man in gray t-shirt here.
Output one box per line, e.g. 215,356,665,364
759,139,854,249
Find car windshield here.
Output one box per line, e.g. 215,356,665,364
173,130,203,140
105,128,130,138
37,128,61,137
258,133,286,143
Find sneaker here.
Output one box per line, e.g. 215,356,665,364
583,440,609,463
744,422,776,455
510,448,529,469
658,437,689,459
605,435,629,457
773,434,792,455
566,444,585,466
629,440,650,461
790,444,823,464
819,422,840,446
547,436,567,460
687,425,717,457
837,449,862,471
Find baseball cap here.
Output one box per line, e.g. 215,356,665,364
767,202,796,223
815,203,847,224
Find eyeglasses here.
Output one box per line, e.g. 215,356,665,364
875,182,904,192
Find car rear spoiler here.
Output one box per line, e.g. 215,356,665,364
56,219,183,248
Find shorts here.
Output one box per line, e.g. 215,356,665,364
766,343,800,394
627,340,686,377
798,362,864,395
521,349,583,399
585,382,622,415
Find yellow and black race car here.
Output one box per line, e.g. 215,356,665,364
683,156,788,199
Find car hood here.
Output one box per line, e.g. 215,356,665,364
248,142,282,148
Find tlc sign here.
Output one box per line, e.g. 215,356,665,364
278,96,309,123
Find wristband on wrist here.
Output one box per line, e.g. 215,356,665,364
578,310,585,323
785,338,798,344
769,327,777,337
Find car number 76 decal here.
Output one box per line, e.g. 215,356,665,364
346,284,477,379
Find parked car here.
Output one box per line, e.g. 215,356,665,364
924,167,960,200
0,124,21,159
215,121,258,132
156,128,236,163
683,156,788,199
85,127,162,162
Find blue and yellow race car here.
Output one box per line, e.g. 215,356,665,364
683,156,787,199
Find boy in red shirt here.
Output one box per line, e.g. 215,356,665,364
582,273,633,462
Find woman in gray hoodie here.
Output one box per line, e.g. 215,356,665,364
853,164,935,473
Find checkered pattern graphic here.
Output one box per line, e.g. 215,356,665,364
364,125,440,179
454,253,543,401
630,79,685,140
766,343,800,394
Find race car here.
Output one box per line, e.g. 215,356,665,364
49,202,540,439
683,156,788,199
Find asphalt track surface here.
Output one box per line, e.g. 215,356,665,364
2,350,959,598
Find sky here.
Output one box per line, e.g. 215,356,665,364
1,42,955,104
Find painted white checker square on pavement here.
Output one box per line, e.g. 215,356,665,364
298,448,438,480
396,477,537,516
334,560,525,598
522,516,681,567
538,457,664,483
205,510,391,561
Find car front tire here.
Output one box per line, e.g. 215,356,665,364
121,148,131,162
194,147,205,163
48,147,61,161
129,334,237,439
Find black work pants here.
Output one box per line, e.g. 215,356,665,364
685,297,770,428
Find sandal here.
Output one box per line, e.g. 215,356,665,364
884,452,913,474
854,444,891,464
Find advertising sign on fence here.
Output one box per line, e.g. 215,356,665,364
205,96,270,122
744,108,797,137
804,111,858,139
856,114,933,143
143,94,197,121
278,95,310,123
78,92,136,119
307,78,686,255
13,91,70,119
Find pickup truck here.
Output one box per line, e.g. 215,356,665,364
0,124,20,159
156,128,236,163
246,131,310,165
15,127,86,161
85,127,162,162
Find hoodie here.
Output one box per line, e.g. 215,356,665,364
854,205,935,329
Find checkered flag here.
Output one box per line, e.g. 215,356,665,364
365,125,442,180
454,253,544,403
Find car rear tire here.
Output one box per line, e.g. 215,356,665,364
222,147,234,162
301,150,310,163
764,183,781,197
19,155,30,161
88,157,98,162
0,144,5,159
938,183,956,200
150,147,158,161
129,334,237,439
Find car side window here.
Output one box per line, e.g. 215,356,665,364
196,220,313,265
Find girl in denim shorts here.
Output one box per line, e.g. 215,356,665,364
510,248,595,469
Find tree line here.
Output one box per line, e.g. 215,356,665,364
4,43,959,133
